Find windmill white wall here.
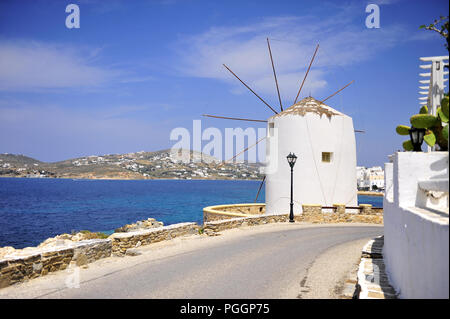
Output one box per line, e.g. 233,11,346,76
264,97,357,214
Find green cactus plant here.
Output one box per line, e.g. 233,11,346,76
396,94,449,151
419,105,429,114
410,114,439,128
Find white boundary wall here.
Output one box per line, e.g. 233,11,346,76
383,152,449,298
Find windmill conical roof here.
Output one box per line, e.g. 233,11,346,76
269,96,345,120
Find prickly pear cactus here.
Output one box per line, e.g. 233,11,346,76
410,114,439,128
396,94,449,151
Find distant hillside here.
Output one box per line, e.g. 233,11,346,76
0,154,42,165
0,150,264,180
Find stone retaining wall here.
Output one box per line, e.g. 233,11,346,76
0,239,111,288
203,204,383,234
301,206,382,224
203,203,383,229
0,223,201,288
109,222,200,256
203,212,383,234
203,214,288,233
300,204,381,216
301,204,322,214
203,211,248,222
203,203,266,223
72,239,112,265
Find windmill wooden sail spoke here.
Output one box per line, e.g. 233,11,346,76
294,44,319,104
218,136,266,167
223,64,278,115
215,38,362,206
267,38,283,111
254,176,266,203
202,114,267,123
320,80,354,103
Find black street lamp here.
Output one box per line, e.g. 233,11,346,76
409,127,426,152
286,152,298,223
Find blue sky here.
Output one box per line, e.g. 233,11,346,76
0,0,448,167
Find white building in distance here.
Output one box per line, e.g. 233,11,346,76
264,97,357,214
357,166,384,191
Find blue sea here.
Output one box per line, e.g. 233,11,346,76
0,178,382,249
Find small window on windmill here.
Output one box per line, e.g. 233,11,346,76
269,122,275,137
322,152,333,163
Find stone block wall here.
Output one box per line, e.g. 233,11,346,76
203,204,265,223
0,223,205,289
109,222,200,256
202,204,383,234
203,211,248,223
0,239,111,288
1,252,50,288
221,205,265,215
203,214,288,233
300,204,383,224
203,211,383,235
334,204,346,214
73,239,112,266
301,204,322,214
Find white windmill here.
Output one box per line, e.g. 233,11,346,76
203,39,362,214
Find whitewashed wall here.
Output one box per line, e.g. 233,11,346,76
383,152,449,299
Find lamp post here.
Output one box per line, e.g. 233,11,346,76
409,127,426,152
286,152,297,223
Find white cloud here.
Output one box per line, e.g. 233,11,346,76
173,14,417,101
0,40,125,92
0,40,157,92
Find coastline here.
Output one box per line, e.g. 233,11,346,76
1,176,388,191
0,176,262,182
357,191,384,197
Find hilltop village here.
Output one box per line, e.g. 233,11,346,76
0,151,385,184
0,150,264,180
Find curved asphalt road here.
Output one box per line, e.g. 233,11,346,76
0,224,383,299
